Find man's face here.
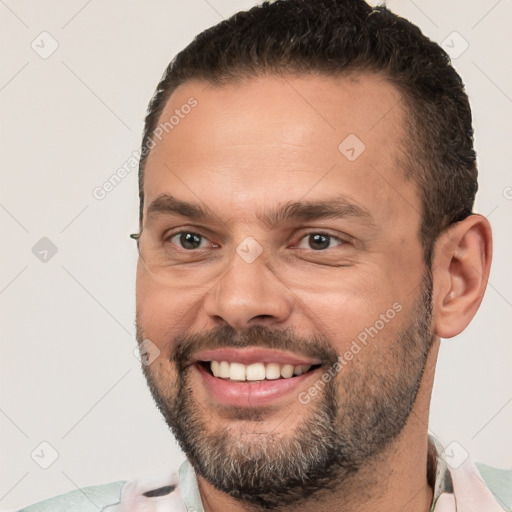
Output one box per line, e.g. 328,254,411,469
136,74,433,506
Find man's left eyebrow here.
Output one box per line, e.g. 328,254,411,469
257,198,376,229
146,194,375,228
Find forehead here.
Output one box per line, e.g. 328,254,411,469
143,73,420,228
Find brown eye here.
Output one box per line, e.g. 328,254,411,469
297,233,343,251
169,232,206,250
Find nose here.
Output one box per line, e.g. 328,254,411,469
202,244,293,330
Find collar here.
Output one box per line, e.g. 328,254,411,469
428,434,454,511
178,435,452,512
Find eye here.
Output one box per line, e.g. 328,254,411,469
296,232,344,251
167,231,213,250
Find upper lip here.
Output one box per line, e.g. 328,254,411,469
192,347,322,366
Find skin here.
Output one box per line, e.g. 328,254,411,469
136,73,492,512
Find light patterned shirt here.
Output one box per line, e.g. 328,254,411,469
19,436,511,512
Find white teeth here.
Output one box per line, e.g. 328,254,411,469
265,363,281,380
246,363,266,381
211,360,220,377
219,361,231,379
208,361,315,381
293,364,311,376
229,362,246,381
280,364,294,378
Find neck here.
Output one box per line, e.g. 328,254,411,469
197,340,440,512
197,431,433,512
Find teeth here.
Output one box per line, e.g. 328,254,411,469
293,364,311,376
246,363,266,381
265,363,281,380
229,362,246,381
208,361,314,381
219,361,230,379
280,364,294,378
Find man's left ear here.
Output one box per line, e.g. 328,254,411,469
432,214,493,339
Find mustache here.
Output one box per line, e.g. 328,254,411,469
167,324,339,370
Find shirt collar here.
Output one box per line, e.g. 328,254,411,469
428,434,454,511
178,434,452,512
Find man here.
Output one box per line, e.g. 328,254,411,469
19,0,511,511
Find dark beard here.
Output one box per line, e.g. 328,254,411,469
139,271,434,510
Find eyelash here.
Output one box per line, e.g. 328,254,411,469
164,230,348,251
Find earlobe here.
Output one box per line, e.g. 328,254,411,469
433,214,492,339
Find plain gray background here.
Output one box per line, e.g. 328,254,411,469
1,1,511,510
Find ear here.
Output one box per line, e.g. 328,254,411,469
432,214,492,339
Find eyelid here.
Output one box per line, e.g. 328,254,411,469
162,227,352,250
165,229,219,249
292,230,352,247
163,225,217,241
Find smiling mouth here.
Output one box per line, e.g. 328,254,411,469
197,360,323,382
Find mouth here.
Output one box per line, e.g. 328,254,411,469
197,360,322,381
191,347,325,407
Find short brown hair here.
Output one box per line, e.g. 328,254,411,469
139,0,477,264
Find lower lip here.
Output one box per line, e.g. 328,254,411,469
194,363,322,407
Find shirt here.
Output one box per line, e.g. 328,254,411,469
18,436,512,512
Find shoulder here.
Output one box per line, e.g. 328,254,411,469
17,481,126,512
429,435,511,512
476,462,512,512
17,466,189,512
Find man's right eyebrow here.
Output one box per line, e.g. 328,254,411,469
146,194,376,230
146,194,212,220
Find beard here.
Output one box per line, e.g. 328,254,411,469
138,270,434,509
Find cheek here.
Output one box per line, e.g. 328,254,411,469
298,272,407,354
154,357,177,382
136,268,198,352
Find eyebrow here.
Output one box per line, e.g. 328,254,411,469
146,194,375,229
258,198,375,229
147,194,212,219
